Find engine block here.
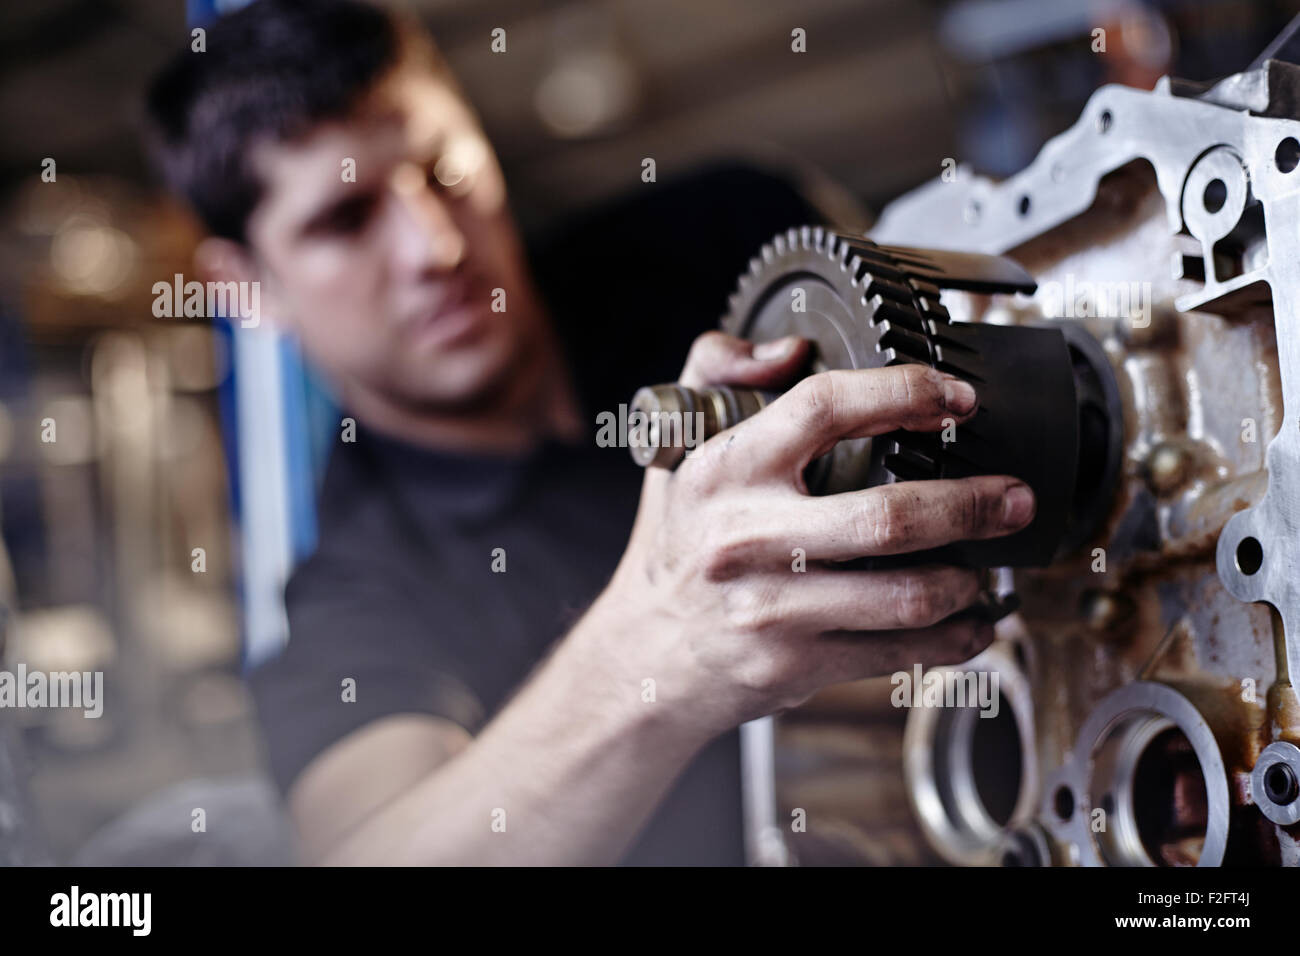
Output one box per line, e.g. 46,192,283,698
774,56,1300,867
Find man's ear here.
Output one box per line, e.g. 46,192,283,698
193,236,255,286
193,237,291,332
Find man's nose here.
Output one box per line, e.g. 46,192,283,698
389,161,467,274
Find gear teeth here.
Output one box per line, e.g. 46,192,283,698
847,256,867,286
838,241,855,270
864,276,913,304
883,443,939,481
876,320,932,364
825,236,843,266
721,224,1037,487
727,226,1046,493
931,332,977,355
870,298,924,333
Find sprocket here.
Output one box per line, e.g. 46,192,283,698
719,225,1121,567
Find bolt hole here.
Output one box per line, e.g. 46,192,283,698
1203,178,1228,214
1277,137,1300,174
1235,536,1263,575
1097,109,1113,134
1132,726,1207,866
1017,194,1031,217
1264,763,1298,805
1054,785,1075,821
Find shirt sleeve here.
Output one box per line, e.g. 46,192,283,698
247,549,486,798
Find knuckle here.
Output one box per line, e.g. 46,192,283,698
734,648,791,694
955,481,989,534
891,364,927,408
884,364,942,417
788,372,837,435
682,330,729,380
675,451,723,497
854,489,905,552
689,329,728,359
930,622,993,667
702,533,762,582
970,480,1006,533
895,575,942,629
720,581,781,632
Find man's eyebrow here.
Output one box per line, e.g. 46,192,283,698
298,189,379,236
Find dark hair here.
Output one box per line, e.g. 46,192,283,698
144,0,420,243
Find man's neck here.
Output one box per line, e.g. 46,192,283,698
343,329,584,457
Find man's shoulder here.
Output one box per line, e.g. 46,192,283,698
287,435,426,604
309,436,396,552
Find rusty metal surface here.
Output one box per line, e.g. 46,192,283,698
774,60,1300,866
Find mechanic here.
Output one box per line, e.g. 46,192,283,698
144,0,1036,865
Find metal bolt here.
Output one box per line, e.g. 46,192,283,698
1080,589,1136,642
1146,442,1189,494
628,383,772,469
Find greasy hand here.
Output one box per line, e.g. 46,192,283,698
596,331,1035,734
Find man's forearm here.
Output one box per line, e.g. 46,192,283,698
320,597,717,865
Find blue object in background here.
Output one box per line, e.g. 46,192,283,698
191,0,339,669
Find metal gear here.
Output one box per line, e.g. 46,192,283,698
718,225,1122,568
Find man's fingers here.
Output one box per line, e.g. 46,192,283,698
795,475,1035,560
747,565,983,632
735,365,978,478
689,476,1033,570
812,615,998,685
678,330,810,389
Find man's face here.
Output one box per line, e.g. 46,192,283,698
243,65,538,412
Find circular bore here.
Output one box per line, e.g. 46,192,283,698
1180,147,1249,252
1235,536,1263,575
1054,785,1075,822
1202,178,1227,214
1251,741,1300,826
903,643,1038,866
1072,682,1229,867
1275,137,1300,174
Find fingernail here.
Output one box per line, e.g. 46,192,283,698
1002,482,1035,529
942,377,977,415
754,336,798,361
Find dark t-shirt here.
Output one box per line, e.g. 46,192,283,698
248,162,820,865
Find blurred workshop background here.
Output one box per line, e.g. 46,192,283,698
0,0,1295,865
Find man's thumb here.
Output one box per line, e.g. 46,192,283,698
678,331,808,389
